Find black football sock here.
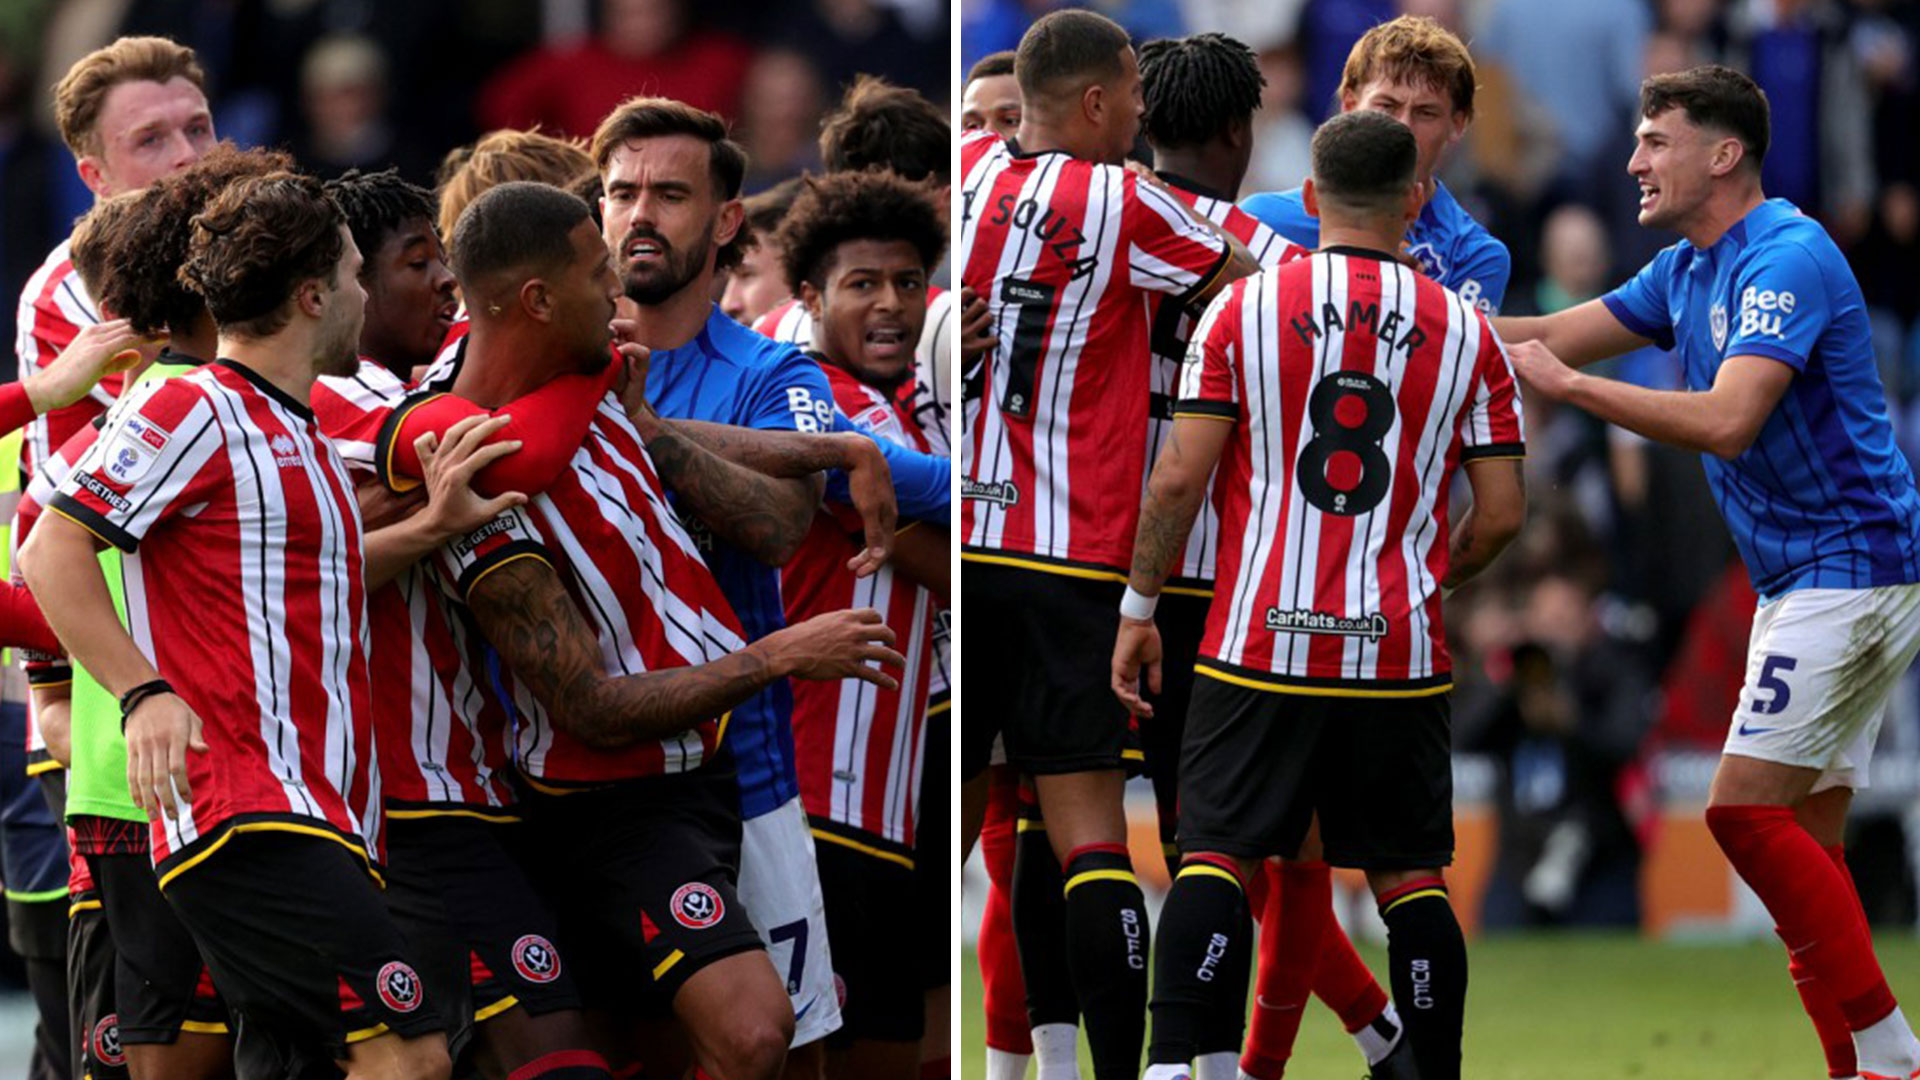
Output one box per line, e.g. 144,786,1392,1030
1378,878,1467,1080
1146,855,1251,1069
1063,843,1151,1080
1197,900,1253,1059
1012,814,1079,1030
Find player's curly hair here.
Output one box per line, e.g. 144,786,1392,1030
68,191,142,310
80,144,294,337
437,128,596,242
773,169,946,295
1138,34,1265,151
326,168,439,284
819,76,950,185
180,171,345,340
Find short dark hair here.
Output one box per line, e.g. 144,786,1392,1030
739,175,807,255
968,50,1016,85
774,170,947,294
1138,33,1264,150
1310,109,1417,215
88,143,293,336
1016,9,1131,104
449,180,592,296
819,76,949,185
1641,64,1770,171
180,171,345,339
325,168,438,283
590,96,747,200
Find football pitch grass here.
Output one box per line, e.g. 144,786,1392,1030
961,933,1920,1078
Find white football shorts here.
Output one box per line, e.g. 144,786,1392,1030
737,795,842,1046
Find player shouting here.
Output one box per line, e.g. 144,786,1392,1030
1496,65,1920,1080
1113,111,1527,1080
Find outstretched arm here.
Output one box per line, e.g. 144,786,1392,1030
1509,340,1792,459
465,555,904,750
1492,298,1650,370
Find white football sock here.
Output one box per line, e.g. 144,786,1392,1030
986,1048,1032,1080
1353,1001,1404,1066
1193,1051,1237,1080
1142,1066,1192,1080
1853,1006,1920,1076
1031,1023,1081,1080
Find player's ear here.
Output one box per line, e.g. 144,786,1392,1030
1302,177,1320,218
1712,136,1743,178
519,278,553,323
1081,80,1103,128
714,198,745,250
76,156,111,199
799,279,824,322
1404,178,1425,224
296,278,328,320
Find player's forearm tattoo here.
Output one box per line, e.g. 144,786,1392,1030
666,420,847,478
1130,486,1204,593
466,556,777,749
641,426,819,566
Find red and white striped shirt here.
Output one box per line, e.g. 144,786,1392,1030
313,362,516,812
753,289,952,455
1179,248,1524,694
959,128,1230,575
782,362,933,857
49,362,380,884
431,387,746,786
14,240,118,480
1151,177,1309,588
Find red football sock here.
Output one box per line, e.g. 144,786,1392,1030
978,782,1032,1054
1708,806,1898,1031
1315,910,1390,1034
1780,844,1863,1078
1240,861,1328,1079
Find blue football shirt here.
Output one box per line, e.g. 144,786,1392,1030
1240,178,1511,315
647,306,949,817
1602,198,1920,597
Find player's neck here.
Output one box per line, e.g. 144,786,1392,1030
457,322,560,407
170,314,217,365
1015,118,1102,163
219,333,317,408
1682,184,1767,249
1318,218,1406,259
624,278,713,351
1153,146,1242,201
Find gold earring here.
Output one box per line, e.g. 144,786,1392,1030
487,303,502,315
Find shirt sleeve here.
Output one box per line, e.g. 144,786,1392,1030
379,371,612,497
429,506,553,602
1722,242,1831,372
1126,175,1230,300
742,347,838,433
1174,280,1246,420
47,380,225,552
1238,189,1319,251
1451,236,1512,316
824,408,951,527
1601,245,1678,350
1460,314,1528,460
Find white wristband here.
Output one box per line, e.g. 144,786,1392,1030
1120,586,1159,621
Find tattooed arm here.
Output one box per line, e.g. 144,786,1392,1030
634,419,823,568
1112,414,1233,718
465,555,906,750
1441,457,1527,592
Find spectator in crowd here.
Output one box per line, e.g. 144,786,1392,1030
737,50,827,194
292,35,404,180
478,0,755,137
1243,45,1313,195
773,0,948,102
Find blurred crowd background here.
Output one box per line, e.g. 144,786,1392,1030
0,0,951,374
963,0,1920,937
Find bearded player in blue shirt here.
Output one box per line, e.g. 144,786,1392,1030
1240,15,1510,317
584,96,952,1076
1501,66,1920,1080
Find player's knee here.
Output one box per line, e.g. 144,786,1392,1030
714,1013,792,1080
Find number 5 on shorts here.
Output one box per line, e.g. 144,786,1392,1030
1753,655,1797,715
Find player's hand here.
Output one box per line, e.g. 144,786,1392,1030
836,433,896,578
414,415,528,539
1506,338,1581,402
356,477,427,531
609,319,660,427
760,607,905,689
959,286,994,364
124,692,208,821
1111,616,1163,718
26,318,154,413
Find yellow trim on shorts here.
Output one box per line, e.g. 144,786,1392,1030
1161,584,1215,598
714,710,732,751
1168,411,1238,423
1195,664,1452,699
652,949,685,981
958,552,1127,583
472,995,520,1024
1380,888,1449,916
68,898,102,918
345,1021,391,1044
927,698,951,717
25,759,63,776
809,827,915,870
1176,863,1242,890
1063,869,1137,895
1015,819,1046,833
177,1020,229,1035
384,807,521,824
157,822,381,891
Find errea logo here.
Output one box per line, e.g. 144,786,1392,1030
269,433,304,469
1736,286,1796,341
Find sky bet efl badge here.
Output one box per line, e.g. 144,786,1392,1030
103,415,169,485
